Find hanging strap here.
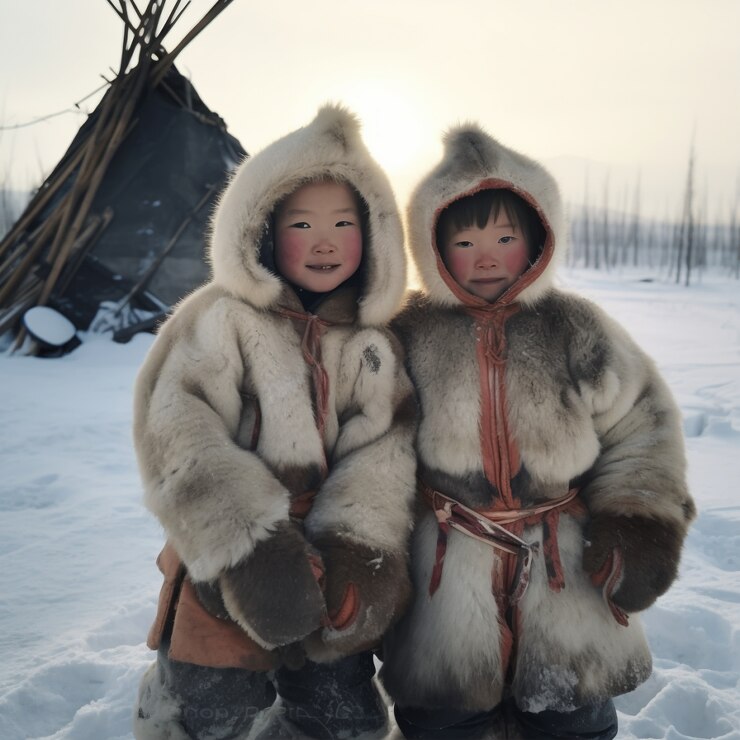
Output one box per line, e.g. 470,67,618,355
273,306,332,451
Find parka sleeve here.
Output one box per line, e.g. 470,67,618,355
570,300,695,533
133,290,290,583
303,326,417,558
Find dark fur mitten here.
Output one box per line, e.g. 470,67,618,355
582,513,684,612
303,535,412,662
218,522,327,648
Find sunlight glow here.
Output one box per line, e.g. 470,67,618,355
344,83,430,192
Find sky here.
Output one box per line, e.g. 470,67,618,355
1,0,739,219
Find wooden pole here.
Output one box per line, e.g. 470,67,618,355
150,1,233,87
0,143,87,262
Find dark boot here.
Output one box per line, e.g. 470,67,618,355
393,704,502,739
133,640,276,740
512,699,618,740
253,652,388,739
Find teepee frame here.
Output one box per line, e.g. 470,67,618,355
0,0,234,352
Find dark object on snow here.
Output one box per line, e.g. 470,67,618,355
0,1,244,354
22,305,81,357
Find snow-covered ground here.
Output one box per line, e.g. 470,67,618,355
0,269,738,740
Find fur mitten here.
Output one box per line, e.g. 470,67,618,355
303,535,412,662
204,522,326,649
582,513,683,613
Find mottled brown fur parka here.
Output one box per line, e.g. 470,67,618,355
380,124,695,715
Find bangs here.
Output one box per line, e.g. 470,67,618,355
436,188,547,258
445,190,523,233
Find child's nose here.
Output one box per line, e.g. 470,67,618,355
313,236,336,253
476,252,498,269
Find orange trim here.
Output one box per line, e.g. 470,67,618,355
146,542,186,651
469,305,521,506
329,582,360,631
474,487,583,525
491,552,514,673
431,178,556,311
591,548,630,627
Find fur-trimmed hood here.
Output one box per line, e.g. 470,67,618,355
407,123,565,309
209,104,406,325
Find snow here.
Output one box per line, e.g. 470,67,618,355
1,269,739,739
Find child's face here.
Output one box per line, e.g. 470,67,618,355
440,211,531,302
274,180,363,293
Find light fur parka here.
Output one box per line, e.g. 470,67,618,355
380,125,695,713
133,105,416,660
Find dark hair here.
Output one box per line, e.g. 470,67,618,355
274,176,368,226
436,189,546,260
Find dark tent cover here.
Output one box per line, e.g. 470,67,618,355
28,66,245,334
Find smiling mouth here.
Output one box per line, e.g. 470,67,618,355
471,277,505,284
307,264,340,272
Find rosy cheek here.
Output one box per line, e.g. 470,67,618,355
275,233,306,272
345,231,363,261
504,244,530,275
444,250,470,281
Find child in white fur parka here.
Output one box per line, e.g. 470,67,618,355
379,125,696,739
132,105,416,740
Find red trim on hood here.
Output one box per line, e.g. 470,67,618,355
432,178,555,310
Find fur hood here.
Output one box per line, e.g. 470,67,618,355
209,104,406,325
407,122,565,309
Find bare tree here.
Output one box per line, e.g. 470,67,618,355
674,140,695,285
732,202,739,280
601,174,610,271
630,173,641,267
733,174,740,279
582,171,592,268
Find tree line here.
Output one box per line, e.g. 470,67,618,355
567,147,739,284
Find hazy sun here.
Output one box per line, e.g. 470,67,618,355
344,83,430,193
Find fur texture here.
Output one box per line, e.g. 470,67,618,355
219,523,326,650
133,106,416,653
380,124,695,713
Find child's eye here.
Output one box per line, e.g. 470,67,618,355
499,236,516,245
454,241,474,248
336,220,355,227
289,222,310,229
